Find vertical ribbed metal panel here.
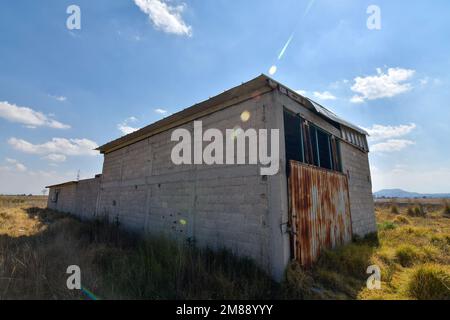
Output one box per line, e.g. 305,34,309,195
289,161,352,267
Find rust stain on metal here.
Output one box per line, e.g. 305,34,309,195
288,160,353,267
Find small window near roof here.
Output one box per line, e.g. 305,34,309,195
51,189,59,203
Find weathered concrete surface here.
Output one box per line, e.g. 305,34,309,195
47,84,376,280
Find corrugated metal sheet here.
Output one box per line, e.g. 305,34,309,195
288,161,353,267
305,98,369,136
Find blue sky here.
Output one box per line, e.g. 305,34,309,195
0,0,449,194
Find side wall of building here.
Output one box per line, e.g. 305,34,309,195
340,142,377,236
74,178,101,220
47,178,101,219
96,92,282,276
47,184,78,214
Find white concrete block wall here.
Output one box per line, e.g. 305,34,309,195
47,184,77,214
96,93,275,272
75,178,101,220
340,142,377,236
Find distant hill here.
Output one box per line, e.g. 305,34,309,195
374,189,450,199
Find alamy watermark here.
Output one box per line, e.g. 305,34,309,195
171,120,280,176
366,264,382,290
367,5,381,30
66,5,81,30
66,265,81,290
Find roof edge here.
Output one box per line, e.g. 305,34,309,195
97,74,274,154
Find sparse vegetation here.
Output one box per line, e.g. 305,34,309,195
0,196,449,300
406,264,450,300
444,202,450,216
391,204,399,214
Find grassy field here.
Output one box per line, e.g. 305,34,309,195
0,195,449,300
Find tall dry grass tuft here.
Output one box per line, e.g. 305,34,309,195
391,204,399,215
406,264,450,300
443,202,450,216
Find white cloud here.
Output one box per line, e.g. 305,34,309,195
313,91,337,100
371,139,415,153
49,95,67,102
350,67,415,103
295,90,308,96
118,116,140,135
8,137,98,157
350,96,365,104
118,124,140,135
363,123,417,142
43,154,67,163
134,0,192,36
3,158,27,172
154,108,168,115
0,101,70,129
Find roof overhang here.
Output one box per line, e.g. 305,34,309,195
97,74,368,154
46,181,78,189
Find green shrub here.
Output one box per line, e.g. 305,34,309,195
377,221,397,231
406,265,450,300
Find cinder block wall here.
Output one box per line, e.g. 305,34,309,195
47,184,77,213
96,92,278,273
340,143,377,236
75,178,101,220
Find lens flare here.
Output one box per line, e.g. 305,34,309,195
240,111,251,122
269,65,277,75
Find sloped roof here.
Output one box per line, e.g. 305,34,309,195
97,74,367,154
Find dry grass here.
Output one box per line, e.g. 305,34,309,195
0,196,275,299
0,196,449,300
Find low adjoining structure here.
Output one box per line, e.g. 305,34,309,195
47,75,377,280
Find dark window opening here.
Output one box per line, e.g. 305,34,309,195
52,190,59,203
283,108,342,172
317,129,332,170
283,109,303,163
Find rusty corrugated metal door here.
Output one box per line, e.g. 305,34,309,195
289,160,352,267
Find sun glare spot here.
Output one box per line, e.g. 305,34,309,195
269,65,277,75
240,111,251,122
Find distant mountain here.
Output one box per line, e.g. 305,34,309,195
374,189,450,199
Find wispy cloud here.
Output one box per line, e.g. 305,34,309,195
350,67,415,103
8,137,98,157
43,154,67,163
0,101,70,129
313,91,337,101
154,108,168,115
371,139,415,153
295,90,308,96
134,0,192,36
117,116,140,135
2,158,27,172
49,94,67,102
363,123,417,142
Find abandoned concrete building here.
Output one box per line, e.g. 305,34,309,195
47,75,377,280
